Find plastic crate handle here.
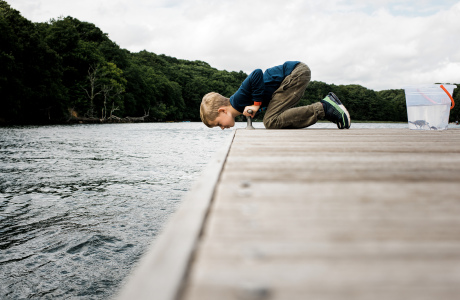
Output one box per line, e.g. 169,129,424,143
440,85,455,109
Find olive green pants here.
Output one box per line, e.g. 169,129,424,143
263,62,325,129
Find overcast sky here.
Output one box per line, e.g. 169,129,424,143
8,0,460,90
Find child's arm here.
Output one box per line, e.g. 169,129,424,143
242,69,263,117
248,69,264,107
230,69,265,114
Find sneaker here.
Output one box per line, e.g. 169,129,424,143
320,92,351,129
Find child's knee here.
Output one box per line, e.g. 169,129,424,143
263,118,280,129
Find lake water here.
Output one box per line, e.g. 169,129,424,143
0,121,451,299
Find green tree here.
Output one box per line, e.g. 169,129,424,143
301,81,334,106
81,62,126,118
0,0,65,123
449,84,460,122
43,17,105,115
377,89,406,122
100,62,127,119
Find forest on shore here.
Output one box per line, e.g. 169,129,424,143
1,0,459,125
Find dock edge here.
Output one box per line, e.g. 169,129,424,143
115,130,236,300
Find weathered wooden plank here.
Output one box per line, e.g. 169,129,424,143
205,182,460,241
223,161,460,182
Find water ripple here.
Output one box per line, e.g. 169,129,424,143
0,123,231,299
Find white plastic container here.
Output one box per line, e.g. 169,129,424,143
404,85,456,130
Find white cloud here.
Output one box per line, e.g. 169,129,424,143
7,0,460,90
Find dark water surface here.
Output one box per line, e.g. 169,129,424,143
0,121,433,299
0,123,232,299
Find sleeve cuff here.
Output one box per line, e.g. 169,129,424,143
254,102,262,106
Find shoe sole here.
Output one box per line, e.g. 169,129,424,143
328,93,351,129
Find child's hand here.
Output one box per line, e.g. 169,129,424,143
243,105,260,118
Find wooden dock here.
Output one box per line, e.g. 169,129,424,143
117,128,460,300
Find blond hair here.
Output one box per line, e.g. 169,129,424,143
200,92,230,127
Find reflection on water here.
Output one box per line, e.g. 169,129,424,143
0,123,231,299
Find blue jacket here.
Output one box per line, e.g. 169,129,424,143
229,61,300,113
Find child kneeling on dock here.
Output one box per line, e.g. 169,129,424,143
200,61,351,130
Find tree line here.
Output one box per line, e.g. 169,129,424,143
1,0,459,125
